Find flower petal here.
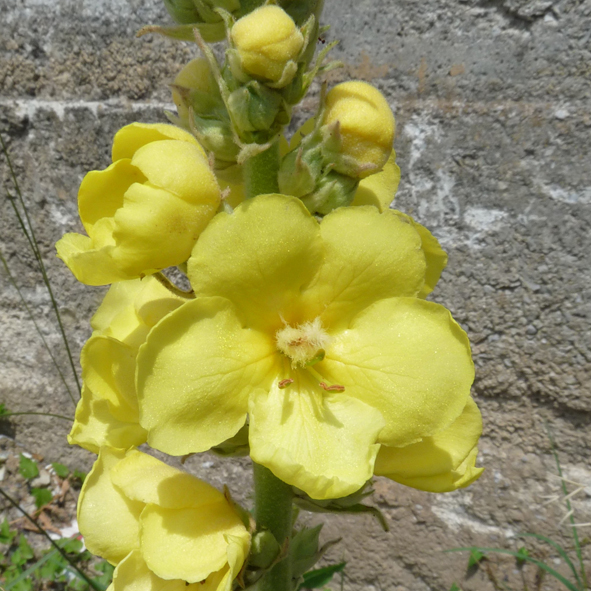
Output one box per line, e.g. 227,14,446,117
55,233,129,286
391,211,447,298
249,371,384,500
375,398,483,492
78,448,143,564
68,386,147,454
110,449,225,509
351,151,400,211
111,182,216,275
112,122,204,161
321,297,474,447
300,206,426,327
82,335,138,419
140,502,249,583
188,194,323,331
137,297,279,456
110,550,202,591
131,140,220,206
389,448,484,493
78,159,146,235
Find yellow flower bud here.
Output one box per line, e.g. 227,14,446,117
231,5,304,84
56,123,220,286
323,81,395,178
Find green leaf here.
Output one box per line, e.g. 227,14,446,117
72,469,87,484
299,562,346,590
449,584,461,591
0,403,9,417
518,533,583,589
447,547,580,591
31,488,53,509
93,560,115,588
0,518,17,544
52,462,70,479
468,549,485,569
19,454,39,480
516,546,529,565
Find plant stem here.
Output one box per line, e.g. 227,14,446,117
253,462,293,591
244,141,280,199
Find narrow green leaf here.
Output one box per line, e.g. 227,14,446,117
0,403,9,417
519,533,582,589
31,488,53,509
52,462,70,479
447,547,580,591
4,548,58,590
19,454,39,480
299,562,346,590
468,549,485,568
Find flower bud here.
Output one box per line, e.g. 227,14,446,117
231,5,304,86
227,81,283,132
321,81,395,178
56,123,220,286
172,58,220,123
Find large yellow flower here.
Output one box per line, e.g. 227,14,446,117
137,194,476,500
56,123,221,286
78,447,250,590
68,276,184,453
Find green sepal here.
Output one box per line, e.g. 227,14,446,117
249,530,281,568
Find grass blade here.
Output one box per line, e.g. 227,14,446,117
1,411,74,422
447,547,580,591
518,533,582,589
546,422,588,589
0,486,103,591
1,131,82,396
4,546,59,590
0,248,77,406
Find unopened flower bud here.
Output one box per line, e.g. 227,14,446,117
227,81,283,132
231,5,304,85
322,81,395,178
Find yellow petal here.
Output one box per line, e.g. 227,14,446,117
188,194,323,331
351,151,400,211
321,297,474,447
137,297,279,456
68,386,147,454
300,206,426,328
110,449,225,509
375,398,483,492
140,502,249,583
81,335,138,420
390,448,484,493
131,140,220,206
78,448,143,564
78,159,146,235
391,211,447,298
111,182,216,275
110,550,202,591
90,276,184,347
112,122,203,161
249,370,385,500
55,233,130,286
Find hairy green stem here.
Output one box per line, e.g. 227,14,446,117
253,462,294,591
244,141,280,199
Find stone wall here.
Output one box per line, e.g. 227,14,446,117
1,1,590,589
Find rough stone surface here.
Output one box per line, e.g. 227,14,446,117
1,0,590,590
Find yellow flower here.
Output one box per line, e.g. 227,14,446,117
137,194,477,500
78,447,250,589
323,81,395,178
375,398,484,492
56,123,221,286
231,5,304,85
68,276,184,453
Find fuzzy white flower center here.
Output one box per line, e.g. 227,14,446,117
275,317,331,367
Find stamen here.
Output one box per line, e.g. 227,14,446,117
278,378,294,389
319,382,345,393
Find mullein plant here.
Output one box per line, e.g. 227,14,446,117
55,1,484,590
